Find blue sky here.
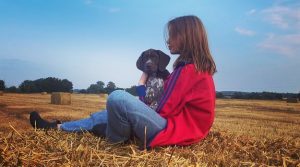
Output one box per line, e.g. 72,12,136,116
0,0,299,93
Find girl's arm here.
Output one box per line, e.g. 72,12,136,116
136,72,148,102
138,72,148,85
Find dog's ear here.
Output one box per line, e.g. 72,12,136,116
158,69,170,80
157,50,170,71
136,51,146,72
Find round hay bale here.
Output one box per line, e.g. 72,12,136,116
41,92,47,95
51,92,71,105
0,91,3,96
99,93,108,99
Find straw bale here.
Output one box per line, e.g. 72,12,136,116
0,91,3,96
51,92,71,105
286,98,298,103
0,128,299,166
99,93,108,99
41,92,47,95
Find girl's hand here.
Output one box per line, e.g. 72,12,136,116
138,72,148,85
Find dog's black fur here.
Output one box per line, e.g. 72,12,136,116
136,49,170,110
136,49,170,80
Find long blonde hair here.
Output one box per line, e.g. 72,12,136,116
166,15,217,75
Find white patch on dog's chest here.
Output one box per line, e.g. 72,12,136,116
145,77,164,111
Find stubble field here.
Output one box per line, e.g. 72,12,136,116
0,93,299,166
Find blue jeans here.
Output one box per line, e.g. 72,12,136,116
60,90,167,145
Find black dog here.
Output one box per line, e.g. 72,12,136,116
136,49,170,110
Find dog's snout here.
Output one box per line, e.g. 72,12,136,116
145,59,153,67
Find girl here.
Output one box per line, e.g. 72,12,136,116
30,15,216,148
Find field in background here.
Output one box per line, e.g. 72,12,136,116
0,93,106,133
214,99,300,141
0,93,299,166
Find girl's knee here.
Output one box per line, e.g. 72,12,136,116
108,90,124,102
107,90,127,109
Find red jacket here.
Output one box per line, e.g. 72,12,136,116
149,63,216,148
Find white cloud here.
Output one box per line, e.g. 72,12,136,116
257,2,300,58
261,6,300,29
235,27,256,36
258,33,300,57
246,9,256,15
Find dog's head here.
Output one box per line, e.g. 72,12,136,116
136,49,170,76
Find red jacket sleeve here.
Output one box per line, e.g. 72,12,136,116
150,64,216,147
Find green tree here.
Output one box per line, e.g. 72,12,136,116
87,81,106,94
18,77,73,93
96,81,105,92
105,81,116,94
232,92,243,99
0,80,5,91
125,85,137,96
61,79,73,92
19,80,38,93
216,92,224,98
6,86,18,93
35,77,72,93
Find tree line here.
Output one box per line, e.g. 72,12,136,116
216,91,300,100
0,78,137,96
1,78,299,99
0,77,72,93
76,81,137,96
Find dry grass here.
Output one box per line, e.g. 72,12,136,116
0,93,300,166
214,99,300,141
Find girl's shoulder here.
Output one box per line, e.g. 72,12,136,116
180,64,211,77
